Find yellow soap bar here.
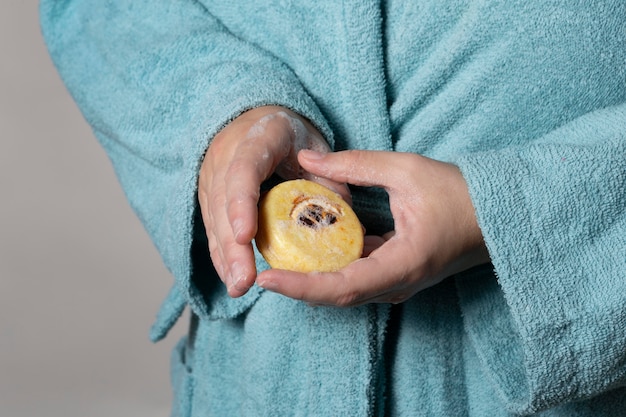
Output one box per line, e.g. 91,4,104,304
256,179,363,272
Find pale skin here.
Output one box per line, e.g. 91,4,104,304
198,105,490,307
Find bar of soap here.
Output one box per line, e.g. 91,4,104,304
255,179,363,272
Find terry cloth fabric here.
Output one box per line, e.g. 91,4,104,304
40,0,626,416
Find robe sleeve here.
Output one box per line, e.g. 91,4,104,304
454,103,626,414
39,0,333,326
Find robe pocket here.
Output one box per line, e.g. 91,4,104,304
170,337,194,417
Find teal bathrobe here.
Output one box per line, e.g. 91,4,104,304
40,1,626,415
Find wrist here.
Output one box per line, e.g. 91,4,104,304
439,163,491,278
456,169,490,267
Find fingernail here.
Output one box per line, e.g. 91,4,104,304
230,261,246,290
232,218,244,240
257,278,277,291
299,149,325,160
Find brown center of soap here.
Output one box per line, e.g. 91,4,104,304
291,196,342,229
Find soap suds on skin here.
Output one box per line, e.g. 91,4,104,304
244,111,330,180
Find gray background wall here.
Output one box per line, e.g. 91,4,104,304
1,3,187,416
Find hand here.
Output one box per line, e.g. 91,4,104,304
257,149,490,306
198,106,347,298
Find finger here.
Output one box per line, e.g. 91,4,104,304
206,230,225,280
223,242,257,298
300,171,353,205
256,258,388,307
256,268,349,305
201,183,232,285
216,196,258,296
298,149,408,189
224,135,291,244
213,215,257,296
201,172,258,297
257,237,424,307
362,235,386,257
198,183,227,282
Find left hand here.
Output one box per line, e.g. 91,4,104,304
197,106,347,298
257,149,490,306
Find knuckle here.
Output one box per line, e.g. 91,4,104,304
395,271,411,287
226,189,258,213
388,293,411,305
334,290,362,308
225,157,249,178
293,290,308,302
344,149,364,173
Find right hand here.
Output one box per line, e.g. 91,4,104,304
197,106,347,297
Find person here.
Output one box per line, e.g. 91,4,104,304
40,1,626,416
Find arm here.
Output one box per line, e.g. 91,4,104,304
258,104,626,412
39,0,334,320
454,103,626,413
